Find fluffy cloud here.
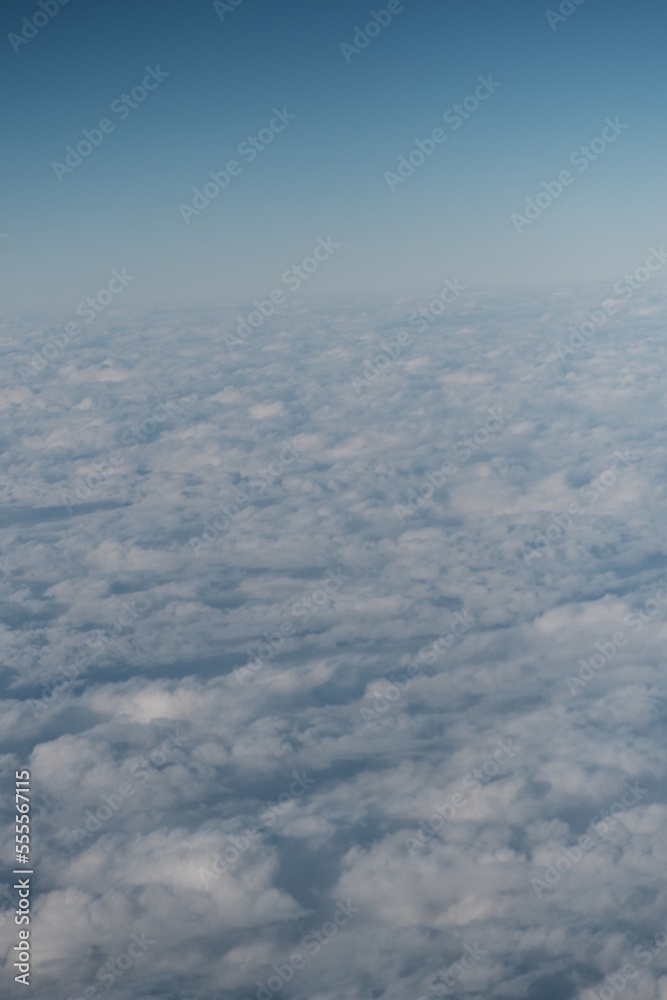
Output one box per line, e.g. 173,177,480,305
1,289,667,998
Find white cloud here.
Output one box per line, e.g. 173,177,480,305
2,294,667,998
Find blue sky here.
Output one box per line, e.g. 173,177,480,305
1,0,665,308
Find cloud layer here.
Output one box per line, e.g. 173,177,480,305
2,286,667,999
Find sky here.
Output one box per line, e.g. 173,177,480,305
3,3,667,1000
1,0,666,312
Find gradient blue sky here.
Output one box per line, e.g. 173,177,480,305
1,0,664,312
